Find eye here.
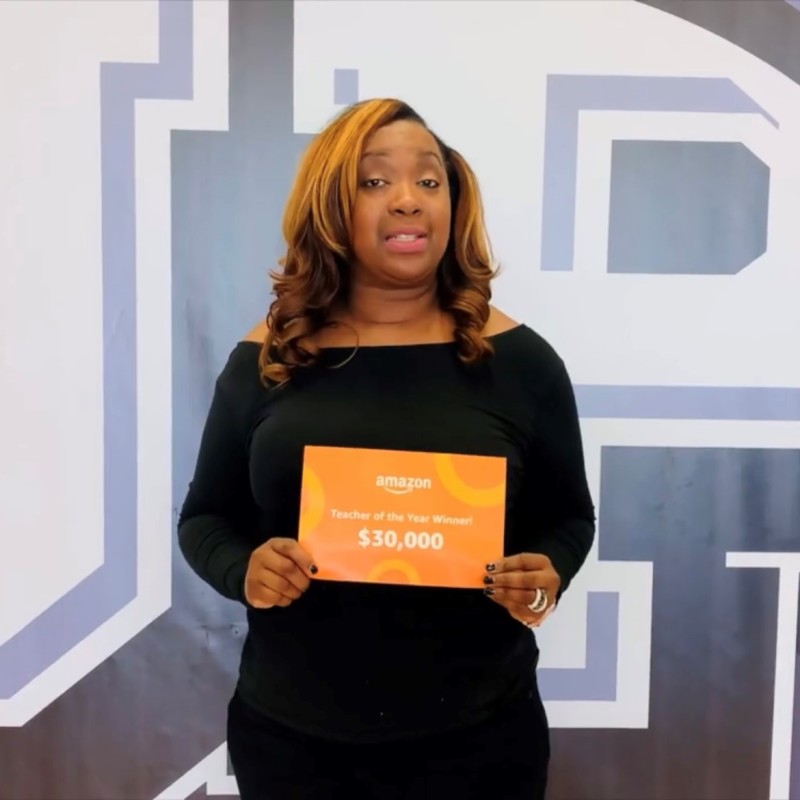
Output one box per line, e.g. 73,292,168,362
362,178,386,188
419,179,440,189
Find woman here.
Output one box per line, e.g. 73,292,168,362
178,97,595,798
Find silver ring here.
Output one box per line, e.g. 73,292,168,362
527,588,549,614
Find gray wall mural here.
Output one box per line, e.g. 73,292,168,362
1,1,799,798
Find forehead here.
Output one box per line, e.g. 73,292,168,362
361,120,441,159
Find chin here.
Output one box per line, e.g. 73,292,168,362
380,259,438,286
353,250,443,289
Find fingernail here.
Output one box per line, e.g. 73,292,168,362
309,565,318,575
483,575,494,585
483,587,494,596
486,563,496,572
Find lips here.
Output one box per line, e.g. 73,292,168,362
385,228,427,241
383,228,429,254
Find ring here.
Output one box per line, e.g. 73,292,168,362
527,588,549,614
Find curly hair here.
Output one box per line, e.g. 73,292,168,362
259,98,497,385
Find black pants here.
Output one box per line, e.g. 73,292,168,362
226,686,550,799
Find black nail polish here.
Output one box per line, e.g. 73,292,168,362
310,565,318,575
483,575,494,585
486,563,496,572
484,587,494,596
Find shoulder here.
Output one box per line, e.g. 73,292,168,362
485,307,569,394
215,321,269,399
483,306,518,338
486,306,561,364
242,320,268,344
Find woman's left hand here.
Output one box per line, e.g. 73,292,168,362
483,553,561,628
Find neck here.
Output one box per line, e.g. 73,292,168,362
347,283,438,324
332,283,452,343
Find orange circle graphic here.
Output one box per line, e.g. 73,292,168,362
366,559,422,585
298,466,325,535
434,454,505,507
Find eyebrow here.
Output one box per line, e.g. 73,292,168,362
361,149,443,166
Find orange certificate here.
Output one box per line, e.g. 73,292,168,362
297,445,507,589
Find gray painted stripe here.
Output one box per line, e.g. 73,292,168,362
334,68,359,106
0,0,193,698
792,590,800,799
575,385,800,421
539,592,619,701
537,383,800,704
541,74,778,272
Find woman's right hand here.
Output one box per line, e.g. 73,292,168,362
244,538,318,609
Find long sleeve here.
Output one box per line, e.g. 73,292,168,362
519,357,596,599
177,366,262,604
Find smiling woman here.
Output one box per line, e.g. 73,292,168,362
177,96,596,799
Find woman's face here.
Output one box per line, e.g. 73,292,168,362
349,120,452,290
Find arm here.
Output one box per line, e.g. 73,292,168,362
525,357,596,600
177,368,261,604
486,356,596,625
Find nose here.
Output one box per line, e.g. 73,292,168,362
389,182,421,216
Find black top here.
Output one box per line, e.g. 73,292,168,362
177,324,596,742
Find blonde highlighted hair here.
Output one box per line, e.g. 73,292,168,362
259,98,496,384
